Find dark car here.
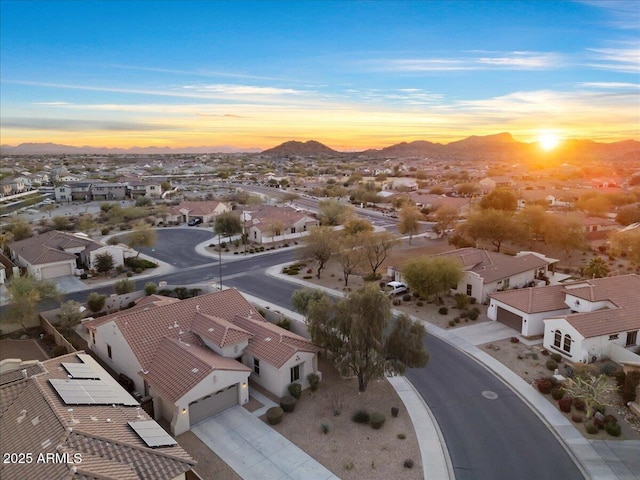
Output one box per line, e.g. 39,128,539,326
187,218,202,226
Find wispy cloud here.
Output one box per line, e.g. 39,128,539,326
579,1,640,30
31,101,73,106
3,117,178,132
475,51,563,69
586,45,640,73
181,84,307,96
577,81,640,89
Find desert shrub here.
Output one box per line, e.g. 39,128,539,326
454,317,461,324
307,373,320,391
321,423,330,434
564,365,575,378
397,433,406,439
621,371,640,403
126,272,133,277
402,293,412,302
594,404,606,415
558,397,573,413
551,387,564,400
87,292,106,313
392,299,401,306
370,412,385,429
573,398,586,412
604,414,618,425
536,378,553,394
599,364,617,376
403,459,414,469
571,414,583,423
546,359,558,371
550,352,562,363
510,337,520,343
438,307,448,315
605,422,621,437
343,462,354,470
586,423,599,434
391,406,399,418
303,275,312,279
276,317,291,330
266,407,284,425
454,293,470,309
124,257,156,269
101,227,110,235
416,301,423,306
144,282,158,295
468,309,479,320
541,349,550,356
593,416,605,429
134,268,142,274
280,396,297,413
352,409,370,424
288,383,302,399
470,297,477,304
448,320,456,327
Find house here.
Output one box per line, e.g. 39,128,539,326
488,275,640,364
384,178,418,192
9,230,125,280
1,177,26,197
243,205,319,243
0,352,195,480
90,182,128,200
478,176,513,192
167,200,231,224
432,248,557,303
407,192,471,215
84,289,321,435
128,181,163,198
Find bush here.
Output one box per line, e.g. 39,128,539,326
468,309,479,320
621,371,640,403
144,282,158,295
546,359,558,371
288,383,302,399
392,299,401,306
571,414,583,423
605,422,621,437
321,423,330,434
87,292,106,313
276,317,291,330
397,433,406,439
599,364,617,376
510,336,520,343
454,293,470,309
80,273,88,280
416,301,423,306
114,278,135,294
550,352,562,363
551,387,564,400
438,307,448,315
126,271,133,277
613,370,626,387
266,407,284,425
370,412,385,429
537,378,553,394
403,459,414,469
352,409,370,424
391,406,399,418
573,398,586,412
402,293,412,302
280,396,297,413
307,373,320,391
558,397,572,413
124,257,156,269
586,423,599,434
448,320,456,327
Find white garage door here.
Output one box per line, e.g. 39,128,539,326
189,384,238,426
41,263,73,279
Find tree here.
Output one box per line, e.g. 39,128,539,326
433,205,459,236
609,229,640,268
576,192,611,218
563,374,615,419
43,203,56,217
342,217,373,236
5,275,60,332
87,292,106,313
52,215,73,230
126,221,156,257
464,209,522,252
397,205,422,245
77,215,97,233
94,252,115,274
457,182,479,197
318,199,353,226
113,278,135,295
361,231,397,277
263,219,285,244
291,288,329,318
615,205,640,226
144,282,158,295
305,284,428,392
214,211,242,241
7,218,32,241
302,226,336,278
402,256,464,303
479,188,518,211
57,300,85,337
581,257,610,279
543,215,587,258
517,205,549,241
335,235,364,286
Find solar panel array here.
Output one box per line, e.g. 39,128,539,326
128,420,177,448
62,362,100,379
49,379,139,406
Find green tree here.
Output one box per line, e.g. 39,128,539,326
397,205,422,245
126,221,157,257
302,226,336,278
335,234,364,287
57,300,85,337
43,203,56,217
517,205,549,241
5,275,60,332
563,374,615,419
7,218,32,241
464,209,522,252
402,256,464,303
433,205,459,236
214,211,242,241
576,192,611,218
291,288,330,318
342,217,373,236
94,252,115,274
543,215,587,258
52,215,73,230
113,278,135,295
361,231,397,277
144,282,158,295
318,199,353,226
609,229,640,268
479,188,518,211
581,257,610,279
86,292,106,313
281,192,300,206
77,215,97,233
305,284,428,392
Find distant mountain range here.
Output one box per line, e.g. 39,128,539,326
2,134,639,162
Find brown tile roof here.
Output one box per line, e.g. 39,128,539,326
191,312,253,348
489,284,568,313
9,230,102,265
0,352,194,480
232,315,320,368
169,200,228,216
141,337,250,403
245,205,313,230
436,248,550,284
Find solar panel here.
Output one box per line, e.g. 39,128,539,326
62,363,100,379
49,379,138,406
128,420,177,448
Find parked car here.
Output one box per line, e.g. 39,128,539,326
385,281,408,296
187,218,202,226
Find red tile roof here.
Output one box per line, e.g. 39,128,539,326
191,312,253,348
9,230,103,265
489,284,568,313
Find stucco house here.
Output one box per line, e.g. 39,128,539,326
84,289,320,435
168,200,231,224
432,248,557,303
9,230,125,280
243,205,319,244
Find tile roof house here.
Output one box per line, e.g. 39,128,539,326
0,352,195,480
489,275,640,364
84,289,320,435
242,205,319,244
9,230,126,280
432,248,557,303
167,200,231,225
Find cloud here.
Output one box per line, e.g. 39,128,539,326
475,52,563,69
31,101,73,106
577,82,640,90
585,45,640,73
3,117,178,132
181,84,306,96
579,1,640,30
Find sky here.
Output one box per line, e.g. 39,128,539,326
1,0,639,151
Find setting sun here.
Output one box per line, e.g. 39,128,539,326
539,132,560,151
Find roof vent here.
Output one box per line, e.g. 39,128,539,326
106,418,111,423
31,416,40,426
196,305,200,312
17,410,27,424
21,369,27,378
191,368,199,373
208,327,214,332
90,416,98,422
265,337,272,342
41,439,51,449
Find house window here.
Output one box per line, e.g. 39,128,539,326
563,334,572,353
554,331,562,348
627,331,638,346
91,330,96,344
466,284,472,296
290,364,300,383
253,358,260,375
609,334,619,340
504,278,510,289
291,227,296,234
107,344,112,359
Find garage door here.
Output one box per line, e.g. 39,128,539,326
496,307,523,332
41,263,73,279
189,384,238,426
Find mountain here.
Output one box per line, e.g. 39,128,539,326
363,140,445,158
260,140,339,157
0,143,259,155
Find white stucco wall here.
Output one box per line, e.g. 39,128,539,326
88,245,125,269
246,352,318,398
200,338,248,358
543,319,585,362
452,272,484,302
488,298,570,337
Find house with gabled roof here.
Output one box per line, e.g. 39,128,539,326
167,200,231,225
432,248,557,303
242,205,319,244
9,230,126,280
84,289,320,435
0,352,195,480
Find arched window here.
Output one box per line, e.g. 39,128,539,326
554,330,562,348
563,334,572,353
